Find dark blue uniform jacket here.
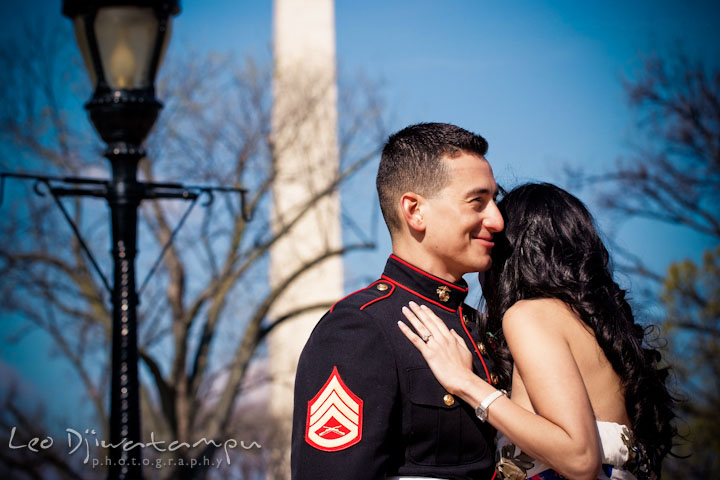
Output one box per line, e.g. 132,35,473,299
291,255,497,479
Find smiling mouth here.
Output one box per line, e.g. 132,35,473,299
473,237,495,248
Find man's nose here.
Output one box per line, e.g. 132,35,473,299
484,200,504,233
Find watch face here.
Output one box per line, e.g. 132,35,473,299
475,405,487,422
475,389,506,422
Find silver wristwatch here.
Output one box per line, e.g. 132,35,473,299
475,389,507,422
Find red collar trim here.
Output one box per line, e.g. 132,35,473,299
389,254,468,292
381,275,456,313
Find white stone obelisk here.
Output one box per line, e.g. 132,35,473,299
268,0,342,477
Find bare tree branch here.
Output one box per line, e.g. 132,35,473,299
1,20,387,478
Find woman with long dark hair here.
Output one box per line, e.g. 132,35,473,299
398,183,676,479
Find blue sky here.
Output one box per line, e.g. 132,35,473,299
1,0,719,436
180,0,720,280
1,1,716,272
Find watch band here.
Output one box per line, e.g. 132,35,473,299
475,389,507,422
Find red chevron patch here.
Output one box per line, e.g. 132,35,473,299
305,366,363,451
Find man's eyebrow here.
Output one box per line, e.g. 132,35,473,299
465,187,498,198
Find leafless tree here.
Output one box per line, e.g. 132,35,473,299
0,19,386,479
568,51,719,477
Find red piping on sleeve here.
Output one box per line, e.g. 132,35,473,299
330,280,396,313
360,283,394,310
330,281,384,313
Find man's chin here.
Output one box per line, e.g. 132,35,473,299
473,258,492,274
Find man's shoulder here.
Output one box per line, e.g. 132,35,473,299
299,280,399,365
303,279,400,343
327,279,399,315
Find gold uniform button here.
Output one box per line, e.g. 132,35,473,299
443,394,455,406
490,372,499,385
477,342,487,355
376,283,389,291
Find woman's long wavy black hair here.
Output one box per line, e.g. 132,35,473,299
481,183,676,475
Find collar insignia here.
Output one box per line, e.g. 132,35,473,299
436,285,451,302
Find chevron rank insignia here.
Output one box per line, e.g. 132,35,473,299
305,366,363,451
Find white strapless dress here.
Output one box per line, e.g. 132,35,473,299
495,421,653,479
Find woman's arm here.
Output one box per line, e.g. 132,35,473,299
398,300,602,480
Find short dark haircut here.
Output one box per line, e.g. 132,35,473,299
376,122,488,234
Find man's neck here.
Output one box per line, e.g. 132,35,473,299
391,243,463,284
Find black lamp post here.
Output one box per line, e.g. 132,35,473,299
61,2,179,479
0,2,249,478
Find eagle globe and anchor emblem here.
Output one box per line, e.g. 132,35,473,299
436,285,451,302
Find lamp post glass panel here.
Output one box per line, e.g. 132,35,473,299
62,1,180,479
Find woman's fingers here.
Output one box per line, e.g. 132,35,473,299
408,301,452,342
398,307,475,395
401,305,432,342
402,303,470,361
397,320,427,351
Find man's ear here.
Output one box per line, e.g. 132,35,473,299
400,192,426,232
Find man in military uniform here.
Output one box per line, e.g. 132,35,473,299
291,123,504,479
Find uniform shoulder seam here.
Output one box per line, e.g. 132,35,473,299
330,280,395,313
